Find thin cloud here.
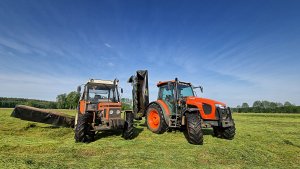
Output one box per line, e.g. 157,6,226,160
105,43,112,48
108,62,114,67
0,37,31,54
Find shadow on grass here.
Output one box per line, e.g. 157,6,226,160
41,126,62,129
165,127,214,135
92,126,144,142
202,128,214,135
22,123,37,130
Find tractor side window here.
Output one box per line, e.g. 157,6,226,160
159,85,174,102
178,85,194,97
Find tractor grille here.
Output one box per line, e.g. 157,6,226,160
217,108,229,120
202,103,212,115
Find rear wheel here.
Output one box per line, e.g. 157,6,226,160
74,112,95,143
122,111,134,139
185,112,203,145
146,104,168,134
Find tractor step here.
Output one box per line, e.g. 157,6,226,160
169,115,181,127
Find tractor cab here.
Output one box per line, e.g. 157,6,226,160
77,79,121,114
157,80,195,115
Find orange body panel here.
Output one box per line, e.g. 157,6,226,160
98,102,121,120
157,80,192,87
79,100,121,120
156,100,170,116
157,80,175,87
186,96,225,120
79,100,86,114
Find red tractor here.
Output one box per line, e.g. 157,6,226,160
129,70,235,145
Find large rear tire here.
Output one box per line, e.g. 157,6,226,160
122,111,134,139
185,112,203,145
74,112,95,143
146,104,168,134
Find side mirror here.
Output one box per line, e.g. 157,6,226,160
77,86,81,93
121,88,123,94
193,86,203,93
200,86,203,93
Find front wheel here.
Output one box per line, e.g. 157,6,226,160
146,104,168,134
122,111,134,139
222,126,236,140
213,125,236,140
185,112,203,145
74,112,95,143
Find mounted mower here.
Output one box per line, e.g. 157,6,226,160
129,70,235,145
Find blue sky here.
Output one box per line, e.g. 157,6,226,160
0,0,299,106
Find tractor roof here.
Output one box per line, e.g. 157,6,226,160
157,80,192,87
87,79,118,85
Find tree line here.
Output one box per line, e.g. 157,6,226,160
232,100,300,113
0,92,132,110
0,91,80,109
0,97,57,109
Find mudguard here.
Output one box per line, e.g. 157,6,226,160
149,101,170,124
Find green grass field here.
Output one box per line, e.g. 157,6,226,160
0,108,299,169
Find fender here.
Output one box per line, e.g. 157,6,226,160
147,100,170,123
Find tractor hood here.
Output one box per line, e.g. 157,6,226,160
186,96,226,107
185,96,227,120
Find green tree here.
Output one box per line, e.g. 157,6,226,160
66,91,80,109
56,93,67,109
276,102,283,107
270,102,277,109
121,103,132,110
284,101,293,107
262,100,271,108
253,101,263,108
241,102,249,108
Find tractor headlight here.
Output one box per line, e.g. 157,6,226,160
109,110,114,115
116,110,121,114
215,104,226,109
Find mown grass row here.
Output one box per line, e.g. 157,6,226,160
0,108,299,168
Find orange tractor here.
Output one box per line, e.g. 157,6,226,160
74,79,134,142
129,70,235,145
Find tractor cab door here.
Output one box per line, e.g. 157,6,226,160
158,84,175,115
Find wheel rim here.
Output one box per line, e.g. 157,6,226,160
148,109,160,130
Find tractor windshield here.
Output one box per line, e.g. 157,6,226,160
178,83,194,97
87,84,119,103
